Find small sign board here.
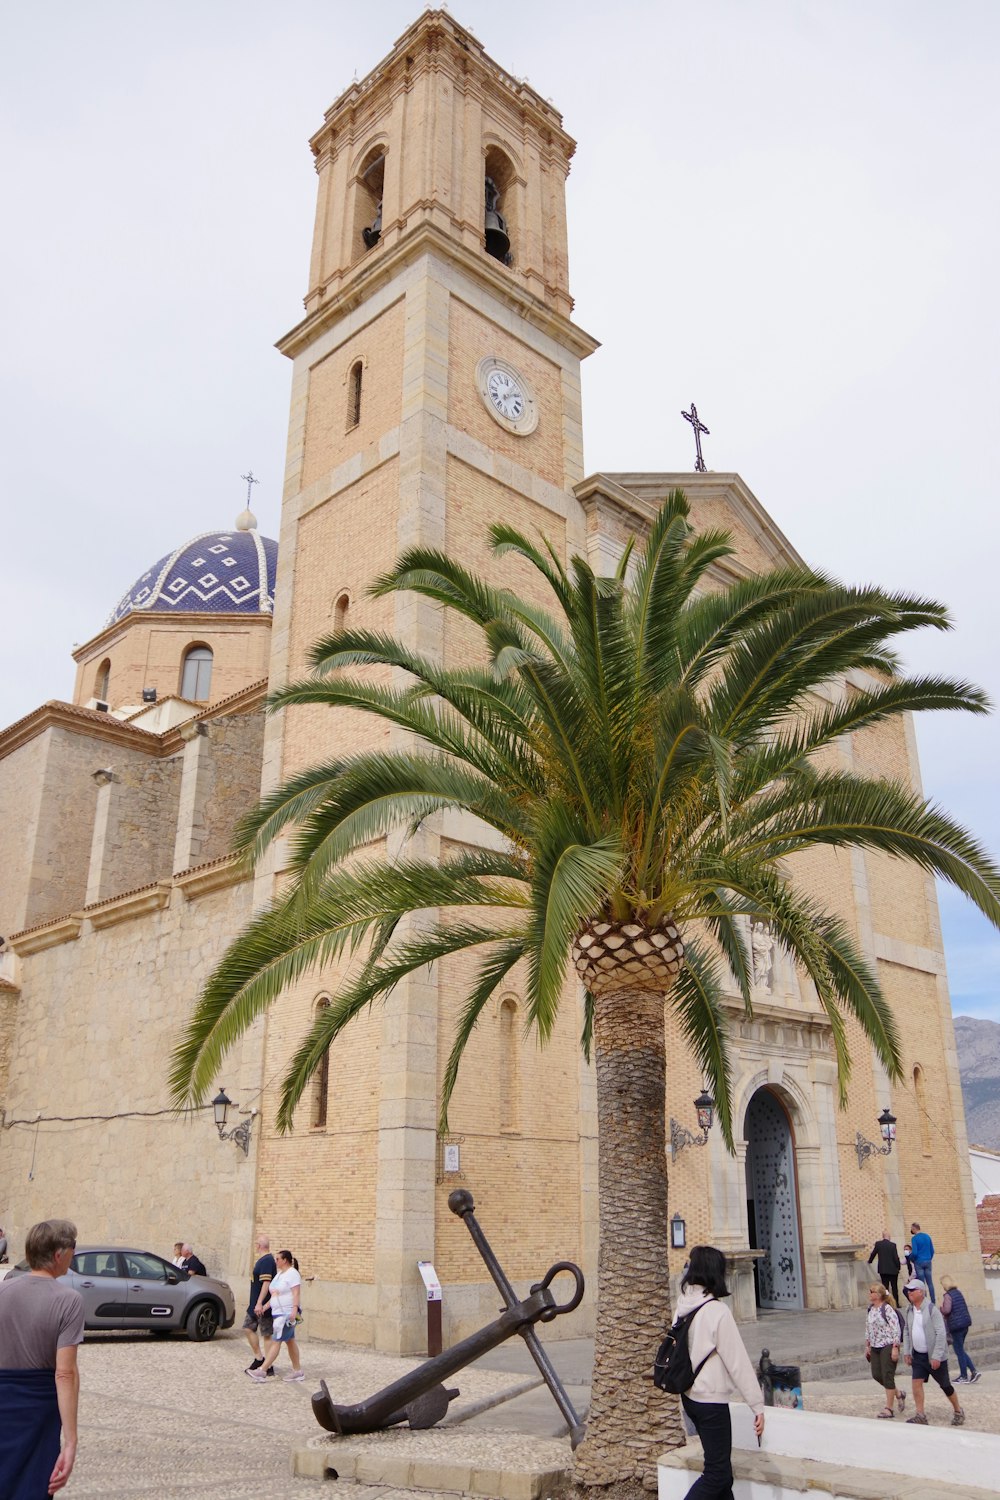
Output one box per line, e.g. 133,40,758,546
443,1143,460,1173
417,1260,442,1302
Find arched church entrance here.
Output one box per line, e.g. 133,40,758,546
745,1088,804,1310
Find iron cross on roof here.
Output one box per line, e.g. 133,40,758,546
681,403,710,472
240,469,260,506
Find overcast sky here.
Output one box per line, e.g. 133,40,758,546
3,1,998,1021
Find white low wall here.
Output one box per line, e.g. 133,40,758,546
658,1403,1000,1499
983,1264,1000,1312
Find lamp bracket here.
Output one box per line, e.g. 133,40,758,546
670,1117,709,1155
854,1130,893,1169
217,1108,257,1157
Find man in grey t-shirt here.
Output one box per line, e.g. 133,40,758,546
0,1218,84,1496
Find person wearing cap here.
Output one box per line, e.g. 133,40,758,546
901,1278,965,1426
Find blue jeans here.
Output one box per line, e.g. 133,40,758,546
915,1261,935,1303
681,1396,734,1500
951,1327,976,1379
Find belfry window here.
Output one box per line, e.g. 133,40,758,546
94,658,111,702
334,592,350,632
180,645,213,701
483,147,516,266
348,362,363,429
354,148,385,255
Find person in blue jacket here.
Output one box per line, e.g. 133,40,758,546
909,1223,935,1303
941,1276,981,1384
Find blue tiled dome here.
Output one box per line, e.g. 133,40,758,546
109,528,278,624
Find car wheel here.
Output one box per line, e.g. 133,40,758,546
186,1301,220,1342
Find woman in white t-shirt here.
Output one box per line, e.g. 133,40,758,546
248,1250,303,1382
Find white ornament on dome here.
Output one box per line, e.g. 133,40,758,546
238,469,260,530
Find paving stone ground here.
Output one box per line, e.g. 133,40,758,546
37,1325,1000,1498
62,1327,530,1498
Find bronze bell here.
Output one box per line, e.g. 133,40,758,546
362,199,382,249
484,176,511,264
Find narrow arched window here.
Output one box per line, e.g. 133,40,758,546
348,361,363,429
499,997,519,1132
94,658,111,702
913,1064,932,1155
334,593,350,632
311,996,331,1128
180,645,213,701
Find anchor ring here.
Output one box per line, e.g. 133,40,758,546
531,1260,585,1320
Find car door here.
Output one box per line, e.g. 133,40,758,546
122,1250,189,1329
70,1250,130,1328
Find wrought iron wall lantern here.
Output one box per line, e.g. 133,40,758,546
670,1088,715,1155
855,1106,897,1169
212,1087,256,1157
670,1213,687,1249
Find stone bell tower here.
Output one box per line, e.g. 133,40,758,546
255,11,599,1352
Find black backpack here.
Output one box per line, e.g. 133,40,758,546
653,1301,717,1394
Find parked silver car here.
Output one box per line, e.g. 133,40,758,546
8,1246,236,1340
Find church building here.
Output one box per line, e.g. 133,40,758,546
0,11,984,1352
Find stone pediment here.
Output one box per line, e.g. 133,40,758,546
575,471,807,581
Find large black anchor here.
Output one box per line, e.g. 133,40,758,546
312,1187,586,1446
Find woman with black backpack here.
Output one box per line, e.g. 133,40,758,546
671,1246,764,1498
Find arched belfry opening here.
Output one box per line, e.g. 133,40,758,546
744,1087,804,1309
483,146,516,266
352,145,385,258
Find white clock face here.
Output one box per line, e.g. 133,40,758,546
476,356,538,435
487,369,525,421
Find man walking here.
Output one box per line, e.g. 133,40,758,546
243,1234,276,1376
0,1219,84,1497
867,1229,901,1304
902,1278,964,1427
909,1223,935,1303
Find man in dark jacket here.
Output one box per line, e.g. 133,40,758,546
867,1230,901,1304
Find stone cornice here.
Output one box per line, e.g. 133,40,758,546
0,679,267,765
311,11,572,162
0,701,162,761
278,221,598,363
83,881,173,929
174,855,249,900
73,610,272,663
8,915,84,955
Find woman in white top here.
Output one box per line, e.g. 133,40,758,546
248,1250,303,1383
673,1245,764,1499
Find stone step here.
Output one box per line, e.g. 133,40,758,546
802,1327,1000,1383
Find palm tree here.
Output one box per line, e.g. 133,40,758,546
171,490,1000,1488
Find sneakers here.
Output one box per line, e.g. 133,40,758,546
246,1371,267,1383
952,1409,966,1426
969,1371,982,1384
245,1358,264,1373
283,1370,305,1382
906,1412,928,1425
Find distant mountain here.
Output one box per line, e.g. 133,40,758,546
954,1015,1000,1150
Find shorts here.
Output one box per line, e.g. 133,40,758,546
273,1316,296,1343
242,1310,274,1338
910,1349,954,1395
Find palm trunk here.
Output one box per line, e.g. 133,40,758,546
573,984,685,1488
